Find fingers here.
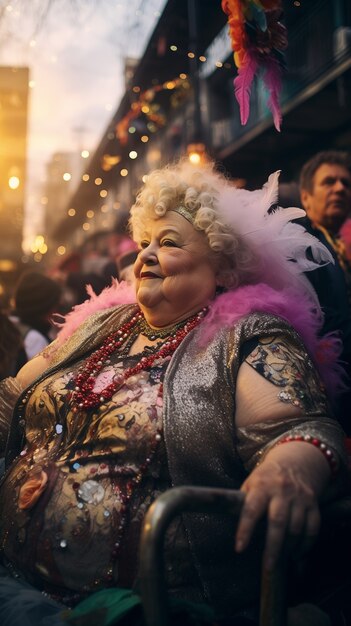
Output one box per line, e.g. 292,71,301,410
235,488,321,571
235,488,268,553
263,497,290,570
289,506,321,559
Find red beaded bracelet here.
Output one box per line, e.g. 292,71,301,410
277,434,339,476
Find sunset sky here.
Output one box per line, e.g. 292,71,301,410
0,0,166,242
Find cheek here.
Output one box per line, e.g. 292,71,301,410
159,250,193,276
133,256,143,277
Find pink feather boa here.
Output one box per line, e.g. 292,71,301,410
54,280,136,345
201,284,345,398
54,280,345,399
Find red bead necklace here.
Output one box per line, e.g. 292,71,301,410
71,307,207,412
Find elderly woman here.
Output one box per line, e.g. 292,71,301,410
0,160,347,626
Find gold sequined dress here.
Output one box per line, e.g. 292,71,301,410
0,304,346,615
0,347,200,605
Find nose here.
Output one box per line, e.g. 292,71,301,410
333,179,347,192
138,242,158,265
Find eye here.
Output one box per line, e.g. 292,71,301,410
139,240,150,249
161,239,178,247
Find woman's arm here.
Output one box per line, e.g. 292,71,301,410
16,352,51,389
0,377,24,454
234,338,347,571
0,351,52,455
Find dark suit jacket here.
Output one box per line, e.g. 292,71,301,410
299,217,351,433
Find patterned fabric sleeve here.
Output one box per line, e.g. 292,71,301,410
236,416,347,473
244,334,328,415
236,334,347,474
0,377,23,455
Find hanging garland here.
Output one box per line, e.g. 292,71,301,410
115,77,190,145
221,0,288,131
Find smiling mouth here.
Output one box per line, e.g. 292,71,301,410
140,271,161,279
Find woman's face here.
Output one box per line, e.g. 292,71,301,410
134,211,218,326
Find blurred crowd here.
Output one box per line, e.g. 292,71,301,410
0,220,138,381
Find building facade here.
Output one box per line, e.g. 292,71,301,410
52,0,351,258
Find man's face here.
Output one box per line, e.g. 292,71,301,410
301,163,351,233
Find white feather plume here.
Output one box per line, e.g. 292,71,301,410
217,171,334,314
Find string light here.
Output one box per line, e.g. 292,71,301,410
100,189,108,198
81,150,90,158
170,45,177,51
187,143,207,165
82,222,90,231
57,246,66,255
63,172,71,181
188,52,195,58
94,177,102,185
68,208,76,216
82,173,90,181
120,169,128,177
31,235,47,257
86,210,94,218
8,176,20,189
129,150,138,159
189,152,201,165
141,135,149,143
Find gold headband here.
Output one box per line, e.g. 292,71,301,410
171,205,194,224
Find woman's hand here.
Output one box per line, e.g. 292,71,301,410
235,441,331,570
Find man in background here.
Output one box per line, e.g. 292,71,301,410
299,150,351,431
300,150,351,303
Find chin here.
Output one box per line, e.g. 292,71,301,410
136,288,160,309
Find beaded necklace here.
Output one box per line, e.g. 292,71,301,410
138,316,189,340
71,307,207,412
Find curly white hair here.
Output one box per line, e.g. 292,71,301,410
129,160,260,289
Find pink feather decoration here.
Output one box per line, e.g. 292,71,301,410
198,283,346,399
52,276,346,401
262,56,283,131
53,279,136,347
234,51,259,125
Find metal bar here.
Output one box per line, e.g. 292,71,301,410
139,486,287,626
260,561,287,626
